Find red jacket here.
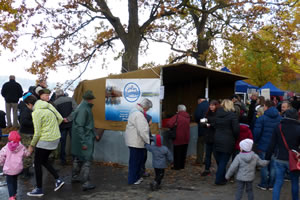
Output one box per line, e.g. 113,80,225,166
235,124,253,150
166,111,190,146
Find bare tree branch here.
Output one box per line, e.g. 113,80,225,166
95,0,127,43
64,36,118,90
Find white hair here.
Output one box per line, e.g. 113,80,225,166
177,104,186,112
139,98,153,109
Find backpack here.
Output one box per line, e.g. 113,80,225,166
0,110,6,128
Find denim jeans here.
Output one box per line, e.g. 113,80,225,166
273,160,299,200
236,181,254,200
196,135,205,163
204,143,214,171
214,151,231,184
60,127,72,162
128,147,145,184
258,151,275,188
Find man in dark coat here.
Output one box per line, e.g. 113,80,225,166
253,100,281,190
247,93,258,127
194,97,209,165
54,89,77,165
71,90,99,191
1,75,23,127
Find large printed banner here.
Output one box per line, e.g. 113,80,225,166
105,79,161,123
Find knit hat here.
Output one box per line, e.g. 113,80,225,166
34,85,44,96
82,90,95,100
55,89,64,97
283,108,298,120
239,139,253,152
8,131,21,143
38,88,51,96
155,134,162,147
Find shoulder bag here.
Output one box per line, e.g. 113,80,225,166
279,124,300,172
167,114,178,140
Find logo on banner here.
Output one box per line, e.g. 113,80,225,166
124,82,140,102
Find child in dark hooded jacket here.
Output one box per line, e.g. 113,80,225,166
145,134,173,191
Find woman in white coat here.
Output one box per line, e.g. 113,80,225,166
124,98,152,185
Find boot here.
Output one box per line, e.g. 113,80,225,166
81,161,95,191
150,181,159,191
71,158,82,183
82,181,96,191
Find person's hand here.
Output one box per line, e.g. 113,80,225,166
28,145,34,154
95,135,100,141
63,118,68,123
206,123,210,127
82,146,87,150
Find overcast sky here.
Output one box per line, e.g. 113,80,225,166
0,0,176,86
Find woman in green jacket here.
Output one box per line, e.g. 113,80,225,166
24,93,65,197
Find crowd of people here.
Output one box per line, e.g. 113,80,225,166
127,93,300,200
0,76,101,199
0,75,300,200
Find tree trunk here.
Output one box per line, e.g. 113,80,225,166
121,0,140,73
195,38,210,67
121,39,140,73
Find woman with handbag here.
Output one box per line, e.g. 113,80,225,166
166,105,190,170
266,108,300,200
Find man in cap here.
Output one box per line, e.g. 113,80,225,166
54,89,77,165
71,90,100,191
1,75,23,128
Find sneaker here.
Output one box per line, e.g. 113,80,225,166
133,178,143,185
201,170,211,176
27,187,44,197
256,184,268,191
54,179,65,191
268,187,273,191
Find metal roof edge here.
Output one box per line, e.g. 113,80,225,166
158,62,249,79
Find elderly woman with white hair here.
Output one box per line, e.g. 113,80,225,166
166,104,190,170
124,98,152,185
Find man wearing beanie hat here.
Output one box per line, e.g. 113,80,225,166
226,139,269,200
145,134,173,191
54,88,77,165
71,90,99,191
38,88,51,102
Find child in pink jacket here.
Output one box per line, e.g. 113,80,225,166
0,131,31,200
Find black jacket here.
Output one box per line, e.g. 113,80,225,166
201,111,217,144
54,96,77,129
19,104,34,134
194,100,209,136
266,118,300,161
248,99,257,127
0,110,6,128
214,107,240,153
1,80,23,103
